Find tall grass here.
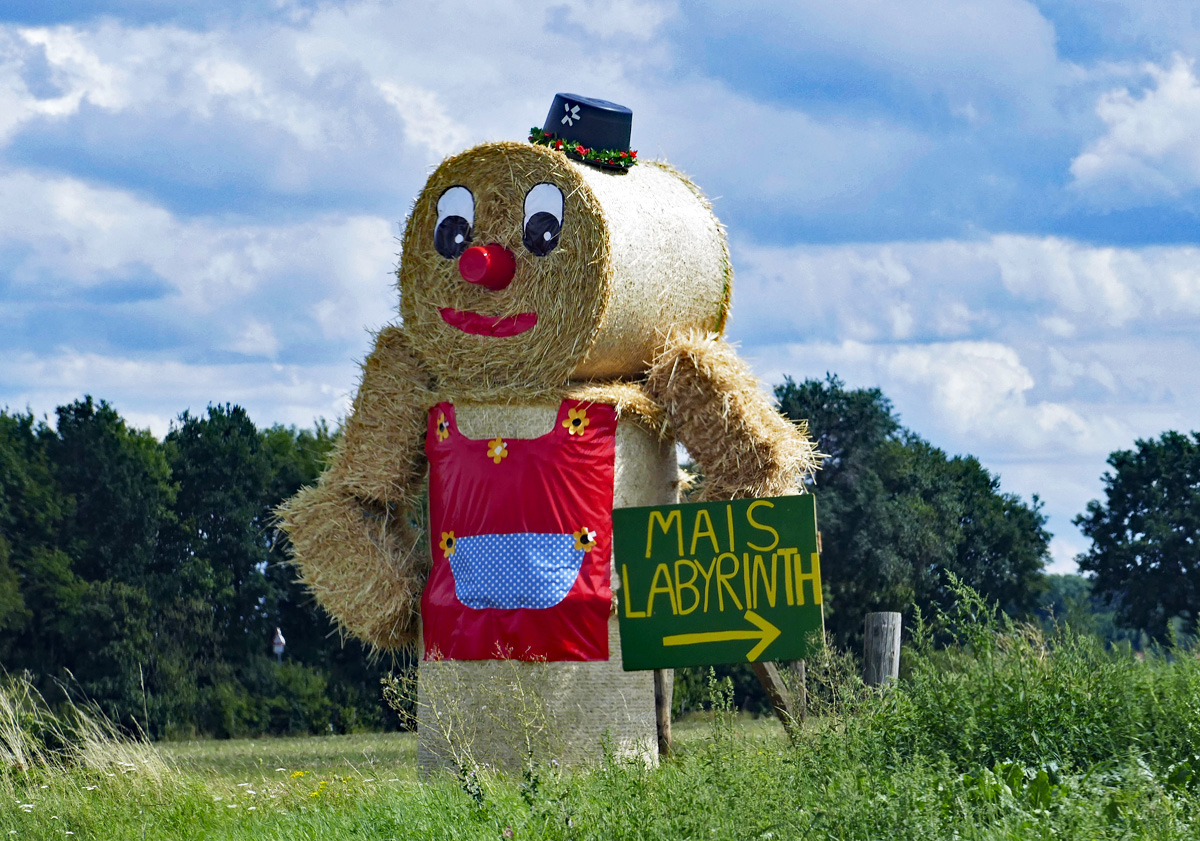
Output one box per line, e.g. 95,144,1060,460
846,574,1200,774
0,671,167,783
5,581,1200,839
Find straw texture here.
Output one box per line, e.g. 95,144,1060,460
400,142,609,391
572,159,731,379
417,618,657,773
399,143,729,391
276,327,434,648
647,331,821,501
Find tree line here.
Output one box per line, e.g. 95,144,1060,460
0,397,398,739
2,376,1192,734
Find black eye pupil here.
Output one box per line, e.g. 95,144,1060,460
524,211,561,256
435,216,472,259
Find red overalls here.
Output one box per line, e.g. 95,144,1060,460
420,399,617,661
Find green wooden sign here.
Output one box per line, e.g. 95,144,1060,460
614,494,824,671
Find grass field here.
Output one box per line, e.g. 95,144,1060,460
5,587,1200,839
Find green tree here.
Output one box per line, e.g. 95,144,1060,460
1037,574,1145,648
163,406,275,678
0,411,55,654
48,398,174,585
1075,431,1200,640
775,374,1050,646
260,422,392,731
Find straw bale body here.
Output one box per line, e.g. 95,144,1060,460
278,138,820,773
416,402,676,770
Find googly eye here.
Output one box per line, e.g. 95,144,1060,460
523,183,563,257
435,186,474,259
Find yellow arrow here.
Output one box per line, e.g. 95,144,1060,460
661,610,782,662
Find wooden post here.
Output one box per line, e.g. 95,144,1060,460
863,612,902,686
653,668,673,756
789,660,807,721
751,661,796,738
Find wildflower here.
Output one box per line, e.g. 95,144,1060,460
290,770,306,779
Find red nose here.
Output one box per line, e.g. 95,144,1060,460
458,243,516,290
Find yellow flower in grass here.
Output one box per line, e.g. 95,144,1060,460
573,527,597,552
563,406,590,436
439,531,456,558
436,411,450,442
487,437,508,464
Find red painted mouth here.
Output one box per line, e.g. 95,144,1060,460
439,307,538,337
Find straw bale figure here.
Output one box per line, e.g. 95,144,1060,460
279,95,819,773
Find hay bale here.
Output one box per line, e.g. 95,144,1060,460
276,327,434,649
278,482,428,648
417,402,676,772
400,142,608,390
573,160,730,379
417,617,657,773
646,331,821,500
399,143,729,390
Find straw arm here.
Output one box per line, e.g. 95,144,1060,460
645,331,821,501
277,326,435,649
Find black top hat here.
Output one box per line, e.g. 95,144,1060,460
529,93,637,169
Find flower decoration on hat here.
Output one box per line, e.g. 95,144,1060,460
439,531,456,558
436,411,450,442
573,527,597,552
487,437,509,464
562,406,590,436
529,127,637,169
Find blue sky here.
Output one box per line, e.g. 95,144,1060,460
3,0,1199,574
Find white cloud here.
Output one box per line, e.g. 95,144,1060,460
688,0,1066,124
0,167,396,355
732,234,1200,350
556,0,679,41
227,319,280,359
1,350,357,437
1047,535,1087,576
1071,55,1200,201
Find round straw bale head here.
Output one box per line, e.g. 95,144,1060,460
399,142,731,390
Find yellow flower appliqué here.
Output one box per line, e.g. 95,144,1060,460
439,531,456,558
436,412,450,442
487,437,508,464
573,527,597,552
562,407,590,436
